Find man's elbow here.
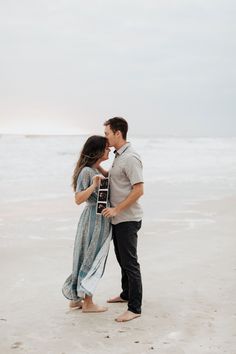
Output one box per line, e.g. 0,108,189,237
134,183,144,198
138,188,144,198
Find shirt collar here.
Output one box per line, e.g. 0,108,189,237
114,142,130,156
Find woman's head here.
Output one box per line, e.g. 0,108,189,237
72,135,109,191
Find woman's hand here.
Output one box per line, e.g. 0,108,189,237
92,175,104,188
75,174,104,205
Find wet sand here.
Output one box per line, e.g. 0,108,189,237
0,195,235,354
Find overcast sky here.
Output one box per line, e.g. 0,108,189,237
0,0,235,136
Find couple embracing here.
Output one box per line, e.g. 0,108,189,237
62,117,144,322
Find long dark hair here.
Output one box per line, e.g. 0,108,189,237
72,135,107,192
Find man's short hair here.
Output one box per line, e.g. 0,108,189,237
104,117,128,140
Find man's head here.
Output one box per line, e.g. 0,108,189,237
104,117,128,148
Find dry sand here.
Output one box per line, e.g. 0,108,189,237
0,195,236,354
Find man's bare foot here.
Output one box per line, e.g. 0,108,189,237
107,296,128,303
69,300,83,310
82,303,108,313
115,310,141,322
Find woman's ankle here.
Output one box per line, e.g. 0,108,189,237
84,295,93,306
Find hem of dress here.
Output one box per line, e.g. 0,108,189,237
62,283,93,301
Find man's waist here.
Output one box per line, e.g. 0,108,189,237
110,204,143,218
110,198,141,207
111,213,143,225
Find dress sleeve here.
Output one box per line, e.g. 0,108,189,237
76,168,92,193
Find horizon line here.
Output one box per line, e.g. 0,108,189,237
1,133,236,139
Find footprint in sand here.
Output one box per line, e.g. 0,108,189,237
11,342,23,349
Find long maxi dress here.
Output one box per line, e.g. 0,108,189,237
62,167,111,301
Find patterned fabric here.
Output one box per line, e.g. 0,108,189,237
62,167,111,301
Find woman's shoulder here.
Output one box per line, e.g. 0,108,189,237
81,166,96,173
78,166,96,179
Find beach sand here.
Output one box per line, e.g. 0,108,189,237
1,194,235,354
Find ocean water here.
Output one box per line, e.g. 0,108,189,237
0,135,236,221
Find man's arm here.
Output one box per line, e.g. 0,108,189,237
102,183,144,218
97,165,109,177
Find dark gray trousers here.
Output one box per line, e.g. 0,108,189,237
112,220,142,314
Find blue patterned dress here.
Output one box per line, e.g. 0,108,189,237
62,167,111,301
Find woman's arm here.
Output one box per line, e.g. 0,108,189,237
75,175,102,205
97,165,109,177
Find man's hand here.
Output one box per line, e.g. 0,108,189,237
102,183,143,218
102,207,118,218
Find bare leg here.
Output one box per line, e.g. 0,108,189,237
82,295,108,313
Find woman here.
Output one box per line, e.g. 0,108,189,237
62,135,111,313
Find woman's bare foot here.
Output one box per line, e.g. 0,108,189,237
69,300,83,310
82,303,108,313
115,310,141,322
107,295,128,303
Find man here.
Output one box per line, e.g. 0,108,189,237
99,117,144,322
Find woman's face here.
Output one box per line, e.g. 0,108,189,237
101,145,111,161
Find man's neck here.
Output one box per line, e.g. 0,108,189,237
114,140,127,151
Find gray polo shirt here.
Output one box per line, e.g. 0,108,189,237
109,142,144,225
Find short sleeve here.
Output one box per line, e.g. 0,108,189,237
76,168,92,193
124,155,144,186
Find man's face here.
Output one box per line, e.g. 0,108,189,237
104,125,117,147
